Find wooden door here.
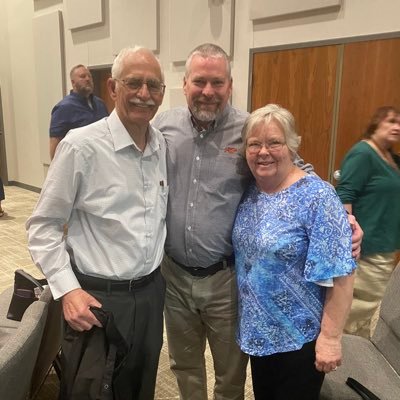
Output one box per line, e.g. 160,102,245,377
334,37,400,172
91,68,114,114
251,45,339,180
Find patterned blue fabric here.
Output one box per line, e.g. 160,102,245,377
232,175,356,357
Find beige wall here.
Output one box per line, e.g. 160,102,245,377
1,0,400,188
0,0,17,181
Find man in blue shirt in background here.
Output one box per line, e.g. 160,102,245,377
49,64,109,159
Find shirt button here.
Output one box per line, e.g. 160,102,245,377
193,179,197,184
189,248,193,252
187,226,192,231
200,134,204,139
189,202,194,207
196,156,200,161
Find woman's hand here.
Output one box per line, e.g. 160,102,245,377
315,332,342,373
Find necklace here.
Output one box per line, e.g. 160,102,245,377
367,138,399,170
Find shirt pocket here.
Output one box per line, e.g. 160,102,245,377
205,153,244,193
158,185,169,220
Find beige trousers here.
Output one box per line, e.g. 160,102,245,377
162,255,248,400
344,252,396,338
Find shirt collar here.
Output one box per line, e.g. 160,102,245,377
107,109,161,155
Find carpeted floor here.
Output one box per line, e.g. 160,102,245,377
0,185,254,399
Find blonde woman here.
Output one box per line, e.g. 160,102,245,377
233,104,356,400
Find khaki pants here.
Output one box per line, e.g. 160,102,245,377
344,252,396,338
162,255,248,400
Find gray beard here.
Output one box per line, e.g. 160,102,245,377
76,86,93,98
191,106,219,122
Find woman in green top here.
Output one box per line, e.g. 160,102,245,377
336,106,400,338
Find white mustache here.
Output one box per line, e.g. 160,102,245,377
130,99,156,106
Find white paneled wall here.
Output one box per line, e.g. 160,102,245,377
168,0,234,62
110,0,158,55
1,0,400,187
65,0,103,30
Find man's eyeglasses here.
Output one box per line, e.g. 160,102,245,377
115,78,166,94
246,140,286,154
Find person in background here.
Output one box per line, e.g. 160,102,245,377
49,64,109,159
336,106,400,338
153,43,362,400
233,104,356,400
27,46,167,400
0,176,4,217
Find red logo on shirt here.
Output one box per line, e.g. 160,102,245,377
224,147,237,154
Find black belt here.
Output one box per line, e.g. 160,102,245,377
73,267,159,292
172,256,235,277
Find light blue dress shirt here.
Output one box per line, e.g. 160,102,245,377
27,110,168,299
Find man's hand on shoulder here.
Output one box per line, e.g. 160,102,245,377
62,288,103,331
348,214,363,260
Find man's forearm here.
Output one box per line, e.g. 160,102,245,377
49,136,62,160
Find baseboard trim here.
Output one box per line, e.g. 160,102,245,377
8,181,41,193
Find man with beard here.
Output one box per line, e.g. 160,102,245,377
153,43,249,400
49,64,109,159
153,43,363,400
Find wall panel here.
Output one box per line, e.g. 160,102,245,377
249,0,341,20
33,10,65,166
110,0,158,54
65,0,103,30
169,0,234,62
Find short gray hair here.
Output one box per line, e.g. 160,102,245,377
241,104,301,158
70,64,88,80
111,46,164,81
185,43,231,78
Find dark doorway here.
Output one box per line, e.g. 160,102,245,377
91,67,113,114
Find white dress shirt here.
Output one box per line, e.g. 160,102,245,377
27,110,168,299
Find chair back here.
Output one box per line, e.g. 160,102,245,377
371,265,400,374
0,300,48,400
30,285,62,398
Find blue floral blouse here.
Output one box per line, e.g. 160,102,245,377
232,175,356,357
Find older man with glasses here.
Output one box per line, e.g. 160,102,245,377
27,46,167,400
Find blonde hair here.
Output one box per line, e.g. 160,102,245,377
241,104,301,158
